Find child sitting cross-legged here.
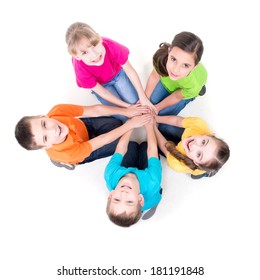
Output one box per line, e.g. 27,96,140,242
154,115,230,179
104,118,162,227
15,103,150,169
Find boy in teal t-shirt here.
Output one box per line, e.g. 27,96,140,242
104,121,162,227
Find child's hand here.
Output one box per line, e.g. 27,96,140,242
145,114,155,127
126,104,150,118
126,113,153,128
138,96,158,115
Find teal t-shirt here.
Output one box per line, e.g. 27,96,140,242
160,63,207,99
104,153,162,211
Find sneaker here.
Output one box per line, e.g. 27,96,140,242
205,170,218,177
191,170,218,179
191,173,207,179
199,85,206,96
142,205,158,220
50,159,76,170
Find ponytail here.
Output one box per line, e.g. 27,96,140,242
165,141,197,170
153,42,170,76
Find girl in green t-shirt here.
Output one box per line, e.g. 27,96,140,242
145,31,207,139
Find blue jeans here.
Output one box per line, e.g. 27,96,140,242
79,117,122,164
92,69,139,121
150,81,193,139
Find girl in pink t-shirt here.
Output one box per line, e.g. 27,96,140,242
65,22,156,120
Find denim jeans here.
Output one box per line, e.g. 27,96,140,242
150,81,193,138
121,141,148,169
79,117,122,164
92,69,139,121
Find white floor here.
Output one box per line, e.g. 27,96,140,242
1,1,259,280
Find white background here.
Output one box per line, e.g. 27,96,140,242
0,0,259,279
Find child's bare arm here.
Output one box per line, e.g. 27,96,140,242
88,114,152,152
82,104,149,118
155,90,183,112
145,69,160,99
155,115,184,127
145,120,158,159
153,125,168,156
115,130,133,156
122,61,158,114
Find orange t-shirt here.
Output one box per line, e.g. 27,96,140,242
45,104,92,164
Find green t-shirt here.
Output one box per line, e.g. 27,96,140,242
160,63,207,99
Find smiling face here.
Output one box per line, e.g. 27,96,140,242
166,46,196,80
182,135,218,166
74,36,106,66
108,173,144,216
29,116,69,149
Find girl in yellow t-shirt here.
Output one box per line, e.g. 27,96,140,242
154,115,230,179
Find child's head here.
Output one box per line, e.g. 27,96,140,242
106,174,144,227
153,31,204,78
166,134,230,173
15,116,69,150
65,22,105,66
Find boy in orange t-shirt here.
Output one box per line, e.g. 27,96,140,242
15,104,151,169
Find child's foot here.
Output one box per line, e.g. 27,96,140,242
142,205,158,220
191,173,207,179
191,170,218,179
50,159,75,170
199,85,206,96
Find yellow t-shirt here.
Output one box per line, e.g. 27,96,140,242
166,117,212,175
46,104,92,164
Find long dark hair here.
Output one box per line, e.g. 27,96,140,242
153,31,204,76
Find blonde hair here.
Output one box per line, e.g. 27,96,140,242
65,22,100,55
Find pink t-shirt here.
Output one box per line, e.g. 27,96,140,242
72,37,129,89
